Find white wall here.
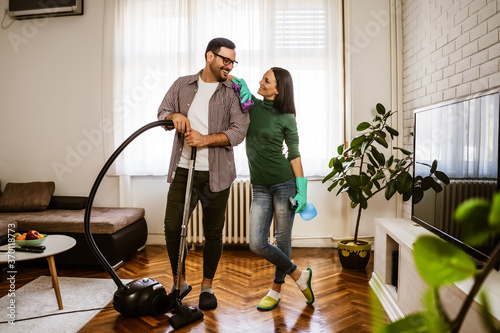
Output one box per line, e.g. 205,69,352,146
345,0,397,239
0,0,395,246
0,0,118,206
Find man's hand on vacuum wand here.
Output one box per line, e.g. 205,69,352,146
185,130,206,147
167,113,191,134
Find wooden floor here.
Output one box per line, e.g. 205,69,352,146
1,245,381,332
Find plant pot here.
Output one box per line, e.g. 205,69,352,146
337,239,372,271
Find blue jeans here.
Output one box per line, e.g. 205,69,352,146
249,179,297,284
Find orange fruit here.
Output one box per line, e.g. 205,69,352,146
16,235,26,240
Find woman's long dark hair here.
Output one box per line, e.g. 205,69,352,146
271,67,296,115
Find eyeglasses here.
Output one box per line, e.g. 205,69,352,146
212,52,238,67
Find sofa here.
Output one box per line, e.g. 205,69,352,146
0,181,148,268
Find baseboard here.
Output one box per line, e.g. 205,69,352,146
147,234,166,245
147,234,344,248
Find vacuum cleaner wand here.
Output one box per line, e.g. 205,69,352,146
84,120,175,317
168,146,204,329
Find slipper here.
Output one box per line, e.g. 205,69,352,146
199,292,217,310
301,267,315,305
257,296,280,310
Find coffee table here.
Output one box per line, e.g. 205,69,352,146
0,235,76,310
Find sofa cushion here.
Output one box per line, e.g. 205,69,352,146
48,196,88,210
13,207,145,234
0,182,55,212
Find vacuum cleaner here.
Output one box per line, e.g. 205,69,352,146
84,119,204,329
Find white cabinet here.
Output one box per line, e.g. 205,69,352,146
370,218,500,332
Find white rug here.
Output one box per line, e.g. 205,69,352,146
0,275,131,333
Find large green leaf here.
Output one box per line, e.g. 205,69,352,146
360,185,373,197
433,170,450,185
360,195,368,209
374,135,389,148
345,175,361,188
430,180,443,193
385,180,397,200
371,171,385,182
333,157,343,170
367,152,379,168
413,186,424,204
376,103,386,115
351,135,366,149
421,176,434,191
402,188,412,201
375,130,387,139
327,180,340,192
386,125,399,138
413,236,476,287
361,139,371,155
454,198,492,246
386,156,394,168
377,312,444,333
337,143,344,155
489,192,500,231
323,170,336,183
356,121,371,131
430,160,437,173
395,171,412,194
395,147,412,155
371,147,386,165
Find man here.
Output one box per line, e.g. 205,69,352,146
157,38,249,310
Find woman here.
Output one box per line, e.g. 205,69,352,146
231,68,314,310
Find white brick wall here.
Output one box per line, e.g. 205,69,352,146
401,0,500,217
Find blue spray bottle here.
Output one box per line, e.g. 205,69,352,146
289,198,317,221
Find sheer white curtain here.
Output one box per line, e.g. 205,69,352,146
102,0,343,177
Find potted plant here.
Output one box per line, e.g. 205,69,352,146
322,103,449,270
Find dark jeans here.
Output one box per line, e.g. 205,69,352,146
164,168,230,280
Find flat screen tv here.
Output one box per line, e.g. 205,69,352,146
412,88,500,266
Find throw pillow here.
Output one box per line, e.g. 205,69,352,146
0,182,55,212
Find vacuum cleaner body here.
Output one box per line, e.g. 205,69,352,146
113,278,171,317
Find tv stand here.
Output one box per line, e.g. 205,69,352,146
370,218,500,332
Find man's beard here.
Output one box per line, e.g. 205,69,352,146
209,62,230,82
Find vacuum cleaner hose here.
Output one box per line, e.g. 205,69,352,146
84,120,174,288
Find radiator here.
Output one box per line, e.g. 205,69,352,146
186,179,276,245
437,179,497,238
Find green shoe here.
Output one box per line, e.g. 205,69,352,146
257,295,280,310
301,267,315,304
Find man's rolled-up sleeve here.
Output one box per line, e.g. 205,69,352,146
222,94,250,148
157,79,178,131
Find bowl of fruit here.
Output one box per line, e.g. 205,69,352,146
14,230,47,246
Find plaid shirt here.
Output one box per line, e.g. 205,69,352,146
158,70,249,192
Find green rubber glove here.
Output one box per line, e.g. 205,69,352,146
293,177,307,213
232,78,251,103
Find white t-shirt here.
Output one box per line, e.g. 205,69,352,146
178,77,218,170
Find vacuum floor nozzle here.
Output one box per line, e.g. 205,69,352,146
168,304,204,330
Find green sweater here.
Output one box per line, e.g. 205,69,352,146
245,96,301,185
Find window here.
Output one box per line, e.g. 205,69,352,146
102,0,343,177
